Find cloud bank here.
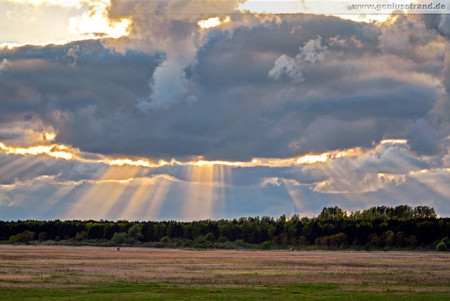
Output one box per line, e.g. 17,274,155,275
0,1,449,220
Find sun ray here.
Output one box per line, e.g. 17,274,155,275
0,138,393,171
0,156,38,183
182,163,231,221
143,177,172,221
213,165,229,219
120,182,154,221
410,169,450,199
40,183,78,215
91,181,134,220
283,180,304,212
63,166,140,220
182,164,215,220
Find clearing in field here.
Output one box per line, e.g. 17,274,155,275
0,245,449,300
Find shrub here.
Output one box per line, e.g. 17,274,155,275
110,225,143,246
406,235,418,248
382,230,395,247
8,231,35,244
363,243,372,251
38,232,47,241
368,233,381,248
195,235,206,244
440,236,450,245
160,236,170,243
234,239,244,247
261,241,272,250
128,224,143,241
217,236,228,243
205,232,216,242
110,232,136,245
436,241,447,252
272,234,288,246
315,233,348,248
75,231,87,241
297,236,307,246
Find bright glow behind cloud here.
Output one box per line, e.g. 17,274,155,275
68,0,131,39
0,142,75,160
0,135,370,168
297,154,328,164
198,16,231,29
0,0,131,47
1,6,449,220
1,133,450,219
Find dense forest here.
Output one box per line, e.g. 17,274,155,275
1,205,449,251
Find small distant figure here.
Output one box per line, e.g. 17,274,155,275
117,247,120,251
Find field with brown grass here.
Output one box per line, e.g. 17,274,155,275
0,245,449,300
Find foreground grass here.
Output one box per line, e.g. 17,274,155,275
2,282,449,300
1,246,449,300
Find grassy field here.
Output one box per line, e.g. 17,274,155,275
0,246,449,300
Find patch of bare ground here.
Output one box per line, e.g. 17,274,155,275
0,245,449,291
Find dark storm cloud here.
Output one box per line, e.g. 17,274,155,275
1,0,450,221
0,13,448,161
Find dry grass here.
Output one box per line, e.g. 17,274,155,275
0,245,449,292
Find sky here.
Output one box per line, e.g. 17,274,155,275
1,0,450,221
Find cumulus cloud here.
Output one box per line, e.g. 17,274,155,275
1,13,447,160
1,137,449,220
1,8,450,219
269,54,304,83
269,36,327,82
1,14,447,161
378,15,446,62
305,143,424,194
65,45,80,66
103,0,242,111
0,58,10,73
137,49,195,111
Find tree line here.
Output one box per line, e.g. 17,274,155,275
1,205,449,251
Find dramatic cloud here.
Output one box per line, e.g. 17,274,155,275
1,1,449,220
269,36,327,83
0,0,131,48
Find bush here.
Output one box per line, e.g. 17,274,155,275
297,236,307,246
205,232,216,242
436,241,447,252
363,243,372,251
261,241,272,250
315,233,348,248
75,231,87,241
195,235,206,244
128,224,143,241
440,236,450,246
110,232,136,245
217,236,228,243
234,239,244,247
38,232,47,241
8,231,35,244
160,236,170,243
110,225,143,245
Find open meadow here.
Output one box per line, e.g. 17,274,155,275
0,245,449,300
